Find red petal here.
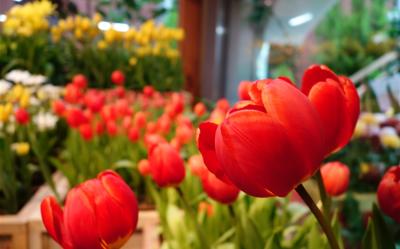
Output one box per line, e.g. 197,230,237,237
41,196,71,248
216,109,307,197
198,122,231,183
308,80,346,155
301,65,339,95
64,187,102,249
337,76,360,148
262,79,325,174
202,171,239,204
80,177,136,248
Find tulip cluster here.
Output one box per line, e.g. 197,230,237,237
52,71,199,186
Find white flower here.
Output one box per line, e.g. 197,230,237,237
38,84,63,100
23,74,47,86
379,126,398,136
5,70,31,83
33,112,58,131
0,80,11,95
29,97,41,106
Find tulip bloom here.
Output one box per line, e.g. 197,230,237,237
194,102,206,117
320,162,350,196
15,108,30,125
111,70,125,85
377,166,400,223
198,65,359,198
41,170,138,249
148,143,185,187
72,74,88,89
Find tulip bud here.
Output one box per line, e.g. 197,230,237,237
15,108,30,125
138,159,151,176
111,70,125,85
194,102,206,117
66,108,87,128
143,85,154,97
321,162,350,196
148,143,185,187
41,170,138,249
128,126,139,142
52,100,66,116
377,166,400,223
72,74,88,89
79,123,94,141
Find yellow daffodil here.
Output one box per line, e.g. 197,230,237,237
129,57,138,66
11,142,30,156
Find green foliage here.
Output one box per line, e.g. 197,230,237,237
315,0,395,75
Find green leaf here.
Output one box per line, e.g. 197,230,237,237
361,204,395,249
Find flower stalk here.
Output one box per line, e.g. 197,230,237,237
295,184,339,249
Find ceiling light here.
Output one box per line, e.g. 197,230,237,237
288,13,313,27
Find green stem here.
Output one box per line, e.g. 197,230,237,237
175,187,210,249
316,170,332,220
295,184,339,249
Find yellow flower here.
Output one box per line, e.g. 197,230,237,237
0,105,8,122
124,28,137,41
19,91,30,108
380,134,400,149
11,142,30,156
80,18,91,31
74,28,83,40
359,162,371,175
104,29,118,44
361,113,377,125
129,57,138,66
97,40,107,50
353,121,366,138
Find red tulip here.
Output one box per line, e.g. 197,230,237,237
95,121,105,135
111,70,125,85
72,74,88,89
194,102,206,117
321,161,350,196
157,115,171,134
128,126,139,142
84,90,105,113
176,124,194,144
64,84,83,104
15,108,30,125
238,81,251,100
138,159,151,176
198,65,359,198
144,133,166,150
148,143,185,187
106,120,118,136
41,170,138,249
377,166,400,223
216,98,230,113
134,111,147,129
66,108,87,128
201,170,240,204
79,123,94,141
143,85,155,97
52,100,66,116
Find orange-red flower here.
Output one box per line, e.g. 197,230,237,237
15,108,30,125
41,170,138,249
238,81,251,100
198,65,359,198
111,70,125,85
321,161,350,196
377,166,400,223
201,170,239,204
148,143,185,187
